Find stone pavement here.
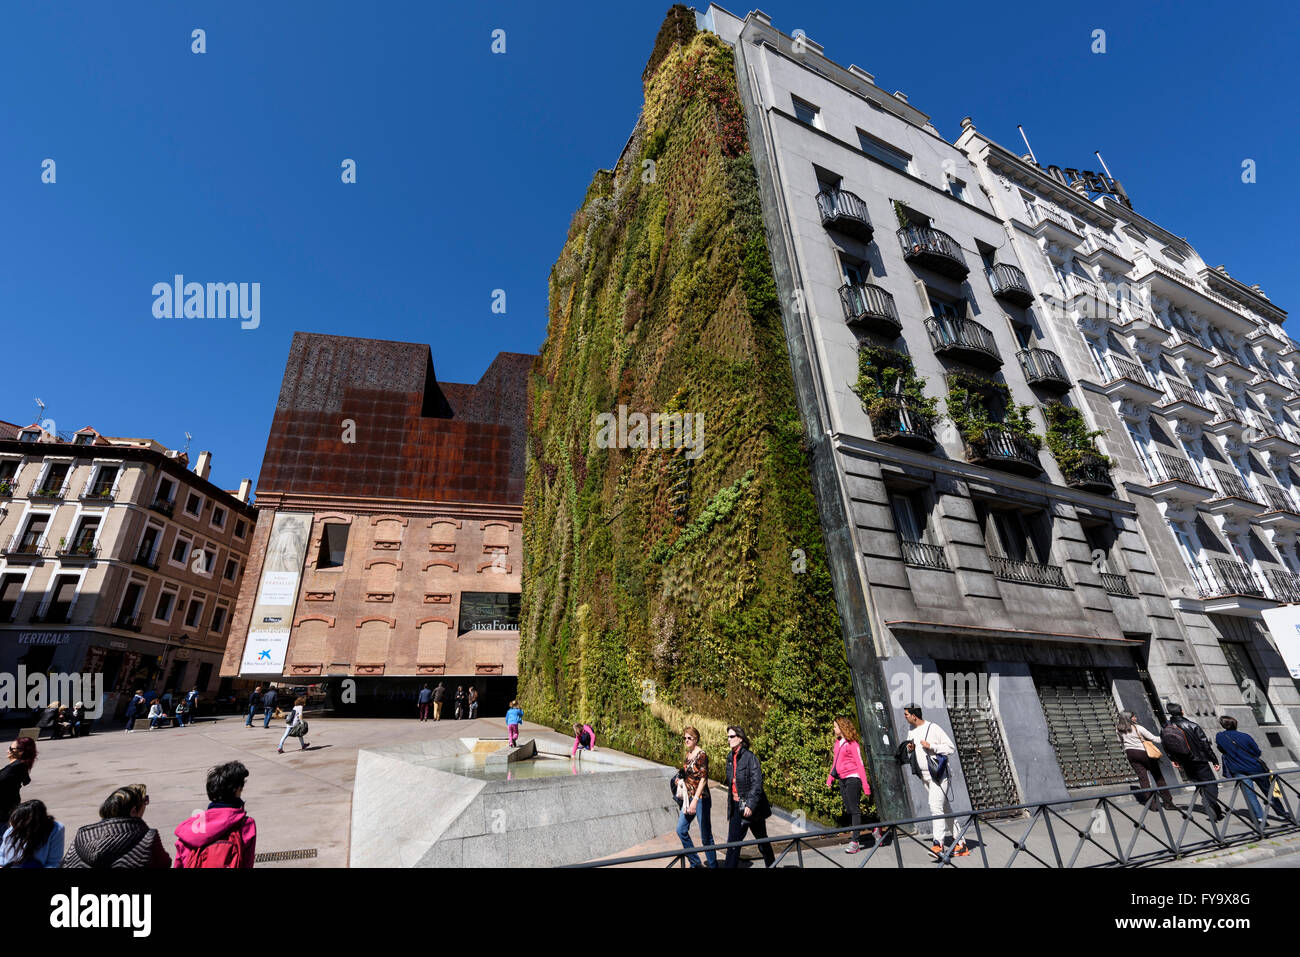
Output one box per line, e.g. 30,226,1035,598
18,713,561,867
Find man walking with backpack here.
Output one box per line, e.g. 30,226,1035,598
173,761,257,867
1161,703,1225,822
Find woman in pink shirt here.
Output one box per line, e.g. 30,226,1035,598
827,716,872,853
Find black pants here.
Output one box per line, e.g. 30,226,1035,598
838,776,864,842
1184,760,1222,816
1125,749,1175,808
724,809,775,868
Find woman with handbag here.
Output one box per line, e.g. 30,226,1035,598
1117,711,1175,811
674,726,716,868
276,696,310,753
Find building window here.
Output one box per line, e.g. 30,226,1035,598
0,460,17,490
184,599,204,629
137,525,162,564
19,430,39,443
171,537,191,565
19,515,49,551
210,605,228,634
889,489,947,569
35,463,69,496
117,582,144,626
1214,619,1279,725
184,493,202,517
154,590,176,623
457,592,521,635
857,130,910,172
68,516,100,554
74,432,95,446
0,574,25,621
88,465,119,497
234,519,247,539
948,177,966,201
211,506,226,530
197,548,215,574
157,476,176,504
792,95,820,128
224,558,239,582
318,524,349,569
978,503,1051,565
45,575,79,623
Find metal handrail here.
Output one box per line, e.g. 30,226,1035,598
1095,354,1154,389
574,768,1300,868
926,316,1000,363
839,282,900,330
988,263,1031,298
817,188,872,232
1017,348,1068,386
898,224,968,269
990,555,1068,587
900,539,949,569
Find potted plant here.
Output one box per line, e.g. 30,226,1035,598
1044,401,1111,474
945,372,1042,449
854,346,939,445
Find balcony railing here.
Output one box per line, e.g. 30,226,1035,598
1212,399,1242,425
867,398,937,451
80,483,116,501
898,225,969,279
900,540,949,570
1018,348,1070,392
113,613,142,632
1143,451,1209,489
1266,569,1300,604
991,556,1068,587
926,316,1002,369
1100,572,1134,597
2,536,48,559
1062,452,1115,494
55,542,100,560
817,187,874,242
1260,484,1299,514
987,263,1034,306
150,497,175,518
1094,354,1156,390
839,282,901,337
966,427,1042,475
1161,380,1212,413
1210,469,1260,504
1024,202,1078,235
1187,560,1266,599
29,484,66,500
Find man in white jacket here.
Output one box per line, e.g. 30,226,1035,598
904,704,969,857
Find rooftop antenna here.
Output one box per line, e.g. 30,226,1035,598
34,398,45,421
183,432,193,455
1094,150,1115,180
1017,125,1038,165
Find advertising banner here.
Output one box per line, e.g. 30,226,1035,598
239,511,312,675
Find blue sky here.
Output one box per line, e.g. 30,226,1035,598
2,0,1296,491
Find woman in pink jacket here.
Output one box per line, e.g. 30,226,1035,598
827,716,872,854
173,761,257,868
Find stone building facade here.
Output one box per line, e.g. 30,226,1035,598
219,333,533,716
697,5,1279,818
0,424,255,718
957,124,1300,769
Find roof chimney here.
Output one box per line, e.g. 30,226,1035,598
236,478,252,503
194,451,211,481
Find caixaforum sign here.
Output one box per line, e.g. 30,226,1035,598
240,511,312,675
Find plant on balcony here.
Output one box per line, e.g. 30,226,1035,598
0,481,11,495
892,200,910,228
853,346,937,421
1043,402,1111,473
944,373,1042,448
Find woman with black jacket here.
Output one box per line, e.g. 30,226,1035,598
722,726,775,868
61,784,170,869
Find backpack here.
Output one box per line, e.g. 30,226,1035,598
187,827,245,868
1161,722,1193,759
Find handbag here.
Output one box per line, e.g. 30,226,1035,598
923,725,949,780
289,719,309,738
1143,739,1162,760
669,770,683,807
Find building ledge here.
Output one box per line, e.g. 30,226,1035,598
884,619,1144,647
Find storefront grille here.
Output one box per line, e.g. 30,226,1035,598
1032,665,1135,789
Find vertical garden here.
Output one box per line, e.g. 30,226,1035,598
519,8,857,818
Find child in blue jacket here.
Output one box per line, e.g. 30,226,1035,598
505,701,523,747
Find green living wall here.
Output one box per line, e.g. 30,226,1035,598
520,11,857,820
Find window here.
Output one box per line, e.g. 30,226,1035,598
234,519,247,539
841,260,867,286
36,463,69,495
224,558,239,582
154,590,176,623
195,548,215,575
857,130,910,172
69,516,100,554
318,524,349,569
948,177,966,201
211,506,226,530
74,433,95,446
184,493,202,516
137,525,161,564
88,465,118,497
0,460,18,487
889,490,946,568
184,599,204,629
19,430,39,443
1217,631,1279,725
171,537,191,565
792,95,820,127
1080,521,1118,573
45,575,79,623
979,503,1050,564
19,515,49,551
0,574,25,621
118,582,144,625
210,605,228,634
457,592,521,635
930,297,965,322
157,477,176,504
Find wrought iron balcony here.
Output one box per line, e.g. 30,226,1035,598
1266,569,1300,605
1062,453,1115,494
926,316,1002,369
867,398,937,451
1211,357,1254,382
29,485,66,500
2,536,48,560
839,282,901,337
1206,469,1265,516
80,483,116,502
1187,560,1266,599
898,225,969,279
1259,484,1300,515
817,187,874,242
1092,354,1162,401
1141,451,1213,502
900,539,949,570
1210,469,1260,503
966,427,1042,475
150,497,175,518
1166,330,1215,363
987,263,1034,307
1158,380,1214,420
990,556,1068,587
1100,572,1134,597
1017,348,1070,393
55,542,100,561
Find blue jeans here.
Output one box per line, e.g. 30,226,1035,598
263,706,274,728
246,704,257,726
676,794,716,868
1228,771,1271,823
